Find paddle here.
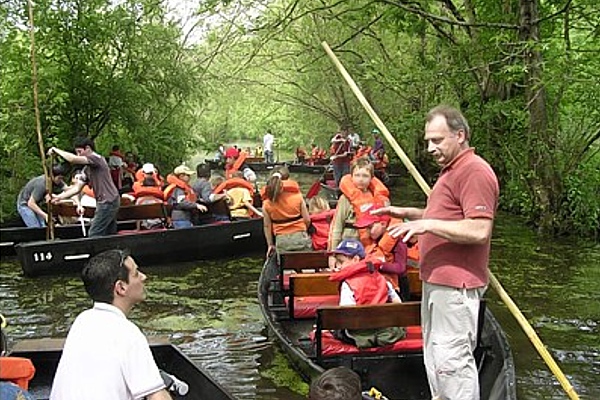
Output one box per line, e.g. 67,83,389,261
321,41,581,400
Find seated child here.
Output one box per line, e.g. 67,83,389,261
354,207,411,301
308,196,335,251
224,171,262,219
328,239,405,349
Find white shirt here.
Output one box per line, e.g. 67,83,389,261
348,132,361,148
263,133,274,152
339,281,400,306
50,303,165,400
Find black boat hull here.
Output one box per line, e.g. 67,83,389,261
16,218,265,277
258,256,517,400
9,338,235,400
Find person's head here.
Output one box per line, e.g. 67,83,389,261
425,105,470,167
231,170,244,179
350,157,375,190
354,205,391,240
224,147,238,166
308,196,330,214
82,249,147,311
265,170,283,202
111,145,120,152
328,239,365,270
276,165,289,180
196,163,211,179
173,165,194,182
73,137,95,156
309,367,362,400
51,164,68,184
209,175,225,189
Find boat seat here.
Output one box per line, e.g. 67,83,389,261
284,295,339,319
309,326,423,356
0,357,36,390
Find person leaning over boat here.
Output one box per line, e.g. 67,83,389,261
373,105,499,400
327,158,389,269
328,239,405,349
164,165,207,229
16,164,68,227
48,137,120,237
50,249,172,400
261,168,312,256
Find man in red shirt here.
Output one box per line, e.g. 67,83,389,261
373,105,499,400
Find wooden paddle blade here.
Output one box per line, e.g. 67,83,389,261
306,180,321,198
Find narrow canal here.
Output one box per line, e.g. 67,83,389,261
0,175,598,399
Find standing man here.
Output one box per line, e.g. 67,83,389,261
50,249,171,400
48,137,120,237
329,129,352,187
373,105,499,400
16,164,68,227
263,129,275,164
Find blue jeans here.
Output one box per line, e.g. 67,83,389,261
88,199,119,237
17,203,46,227
264,150,274,164
172,220,193,229
333,162,350,188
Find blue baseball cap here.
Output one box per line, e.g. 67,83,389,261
328,239,365,259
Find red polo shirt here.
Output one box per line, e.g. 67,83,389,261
420,148,499,288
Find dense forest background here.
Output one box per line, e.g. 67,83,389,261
1,0,598,237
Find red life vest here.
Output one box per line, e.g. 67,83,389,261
309,209,335,250
338,174,390,245
260,179,301,201
132,181,164,201
0,357,36,390
214,177,255,195
329,260,389,305
163,174,197,202
225,151,248,179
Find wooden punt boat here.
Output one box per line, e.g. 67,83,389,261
258,251,517,400
15,202,265,277
6,337,235,400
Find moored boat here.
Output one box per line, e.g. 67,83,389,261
6,337,235,400
258,251,517,400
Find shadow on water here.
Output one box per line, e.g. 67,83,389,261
0,174,598,399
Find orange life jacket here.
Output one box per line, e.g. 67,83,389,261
214,177,255,195
132,181,164,200
329,260,389,305
163,174,197,202
374,152,389,170
0,357,36,390
260,179,301,200
309,209,335,250
225,151,248,179
338,174,390,244
263,190,306,235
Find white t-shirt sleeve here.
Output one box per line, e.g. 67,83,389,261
339,282,356,306
122,330,165,399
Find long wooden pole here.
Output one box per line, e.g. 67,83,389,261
27,0,54,240
321,41,580,400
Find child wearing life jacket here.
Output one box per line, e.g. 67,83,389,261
220,171,262,219
164,165,208,229
262,168,312,257
308,197,334,251
354,207,411,301
328,239,405,349
327,157,390,269
224,147,257,182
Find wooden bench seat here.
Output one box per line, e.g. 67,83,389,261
54,202,170,221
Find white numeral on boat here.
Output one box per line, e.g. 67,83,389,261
233,233,251,240
33,252,53,262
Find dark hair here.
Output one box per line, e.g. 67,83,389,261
112,145,120,151
73,137,95,151
265,172,283,202
426,105,471,140
351,157,374,176
309,367,362,400
82,249,130,303
196,163,211,179
52,163,68,177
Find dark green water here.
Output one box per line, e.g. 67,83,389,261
0,175,598,399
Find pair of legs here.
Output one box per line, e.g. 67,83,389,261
88,199,119,237
264,150,274,164
422,282,485,400
17,204,45,227
332,162,350,188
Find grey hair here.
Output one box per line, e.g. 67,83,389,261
426,105,471,140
